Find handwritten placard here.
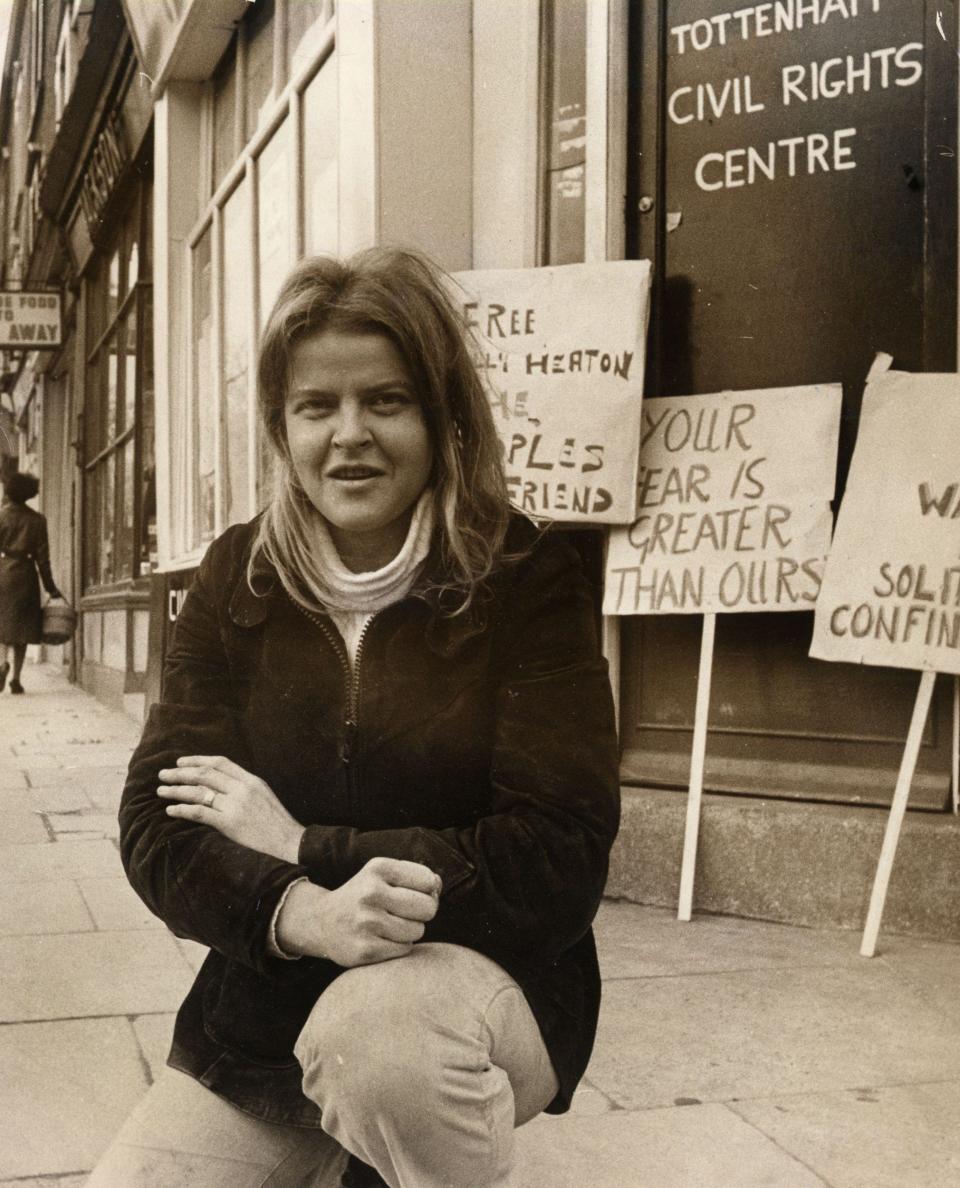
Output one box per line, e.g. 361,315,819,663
603,385,842,614
811,370,960,675
451,261,651,524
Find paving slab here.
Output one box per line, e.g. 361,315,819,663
77,876,164,931
0,930,196,1022
730,1081,960,1187
1,808,51,845
47,811,119,840
596,901,865,980
517,1103,826,1187
588,960,960,1110
0,839,121,884
0,1017,148,1179
0,784,94,813
0,880,93,936
132,1012,176,1083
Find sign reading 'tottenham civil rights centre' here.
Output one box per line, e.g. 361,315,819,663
811,370,960,676
0,291,62,348
603,385,842,615
452,262,651,524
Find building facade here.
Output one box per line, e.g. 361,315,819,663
1,0,957,934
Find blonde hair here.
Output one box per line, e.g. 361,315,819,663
251,247,511,615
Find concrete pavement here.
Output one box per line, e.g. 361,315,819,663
2,659,959,1186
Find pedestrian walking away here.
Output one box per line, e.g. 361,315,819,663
0,471,63,696
88,247,621,1188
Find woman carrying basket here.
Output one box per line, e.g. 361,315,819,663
0,471,63,695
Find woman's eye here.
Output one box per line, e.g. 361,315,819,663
294,398,335,417
370,392,411,413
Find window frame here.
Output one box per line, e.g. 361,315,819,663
169,4,337,566
82,178,154,593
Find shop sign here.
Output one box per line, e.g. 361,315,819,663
79,111,128,232
0,292,62,348
811,368,960,675
451,261,652,524
603,384,842,614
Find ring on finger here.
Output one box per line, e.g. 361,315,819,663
204,789,216,808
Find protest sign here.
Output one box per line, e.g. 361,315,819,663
808,365,960,956
601,382,842,921
451,261,651,524
810,370,960,676
603,385,842,614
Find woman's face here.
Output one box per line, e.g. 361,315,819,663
284,328,434,570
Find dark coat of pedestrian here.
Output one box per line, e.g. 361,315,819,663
0,472,61,695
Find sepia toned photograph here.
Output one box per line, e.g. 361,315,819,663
0,1,958,1184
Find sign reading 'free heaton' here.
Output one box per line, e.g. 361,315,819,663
452,261,652,524
604,385,842,615
811,370,960,675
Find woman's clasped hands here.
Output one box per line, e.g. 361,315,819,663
157,755,442,967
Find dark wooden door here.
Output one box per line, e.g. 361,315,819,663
622,0,957,808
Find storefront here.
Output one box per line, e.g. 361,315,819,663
34,0,155,712
135,0,958,933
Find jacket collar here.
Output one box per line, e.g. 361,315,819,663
227,545,487,656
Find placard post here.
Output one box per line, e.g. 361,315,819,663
677,611,716,922
860,669,937,958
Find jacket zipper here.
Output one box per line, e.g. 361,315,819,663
293,602,375,769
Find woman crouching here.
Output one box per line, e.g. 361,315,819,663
89,247,620,1187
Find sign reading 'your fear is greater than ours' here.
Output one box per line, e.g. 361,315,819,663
811,370,960,675
603,385,842,614
452,261,651,524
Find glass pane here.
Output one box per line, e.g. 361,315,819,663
213,37,238,191
192,230,217,548
288,0,332,75
124,303,137,431
221,182,251,526
84,468,98,589
302,54,338,256
140,287,157,573
108,246,121,321
106,332,119,444
99,452,114,584
245,0,276,135
117,434,135,580
542,0,586,265
257,121,292,326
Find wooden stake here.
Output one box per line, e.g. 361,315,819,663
678,612,716,922
860,669,937,958
952,676,958,816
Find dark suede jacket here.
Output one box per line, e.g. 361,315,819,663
119,514,620,1126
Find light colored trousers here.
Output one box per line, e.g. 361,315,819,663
86,943,559,1188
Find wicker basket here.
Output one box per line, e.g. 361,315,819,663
42,599,77,645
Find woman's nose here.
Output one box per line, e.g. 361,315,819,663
331,404,372,449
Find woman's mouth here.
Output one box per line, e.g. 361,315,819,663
327,466,385,482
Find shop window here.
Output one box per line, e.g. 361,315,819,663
288,0,335,76
541,0,587,265
190,228,216,549
246,0,277,137
83,180,155,590
172,1,337,562
302,53,338,255
221,181,251,528
213,38,238,193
